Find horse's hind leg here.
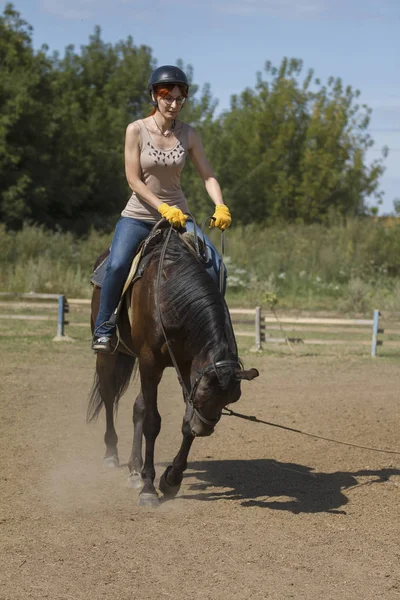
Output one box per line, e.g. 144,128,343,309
88,353,122,468
98,355,120,468
103,407,119,468
127,390,145,489
137,362,163,508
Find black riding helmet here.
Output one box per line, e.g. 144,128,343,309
148,65,189,104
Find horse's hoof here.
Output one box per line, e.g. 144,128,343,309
138,493,159,509
159,467,181,498
128,471,144,490
103,455,119,468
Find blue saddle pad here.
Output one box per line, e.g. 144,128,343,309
90,254,109,288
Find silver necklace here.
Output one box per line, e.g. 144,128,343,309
152,116,176,137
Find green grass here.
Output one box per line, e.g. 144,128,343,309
2,219,400,314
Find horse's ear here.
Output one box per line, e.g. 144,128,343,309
237,368,259,381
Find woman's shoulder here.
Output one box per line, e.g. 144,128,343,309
180,120,195,134
181,122,201,148
125,119,148,152
126,119,149,148
126,118,144,135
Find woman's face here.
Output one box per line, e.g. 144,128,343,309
157,85,186,119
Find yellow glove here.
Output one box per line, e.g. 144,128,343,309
157,203,187,228
210,204,232,231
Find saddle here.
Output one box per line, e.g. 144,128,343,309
90,221,205,289
90,220,206,327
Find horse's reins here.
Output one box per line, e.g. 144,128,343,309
203,215,225,294
219,230,225,293
155,218,237,428
222,407,400,456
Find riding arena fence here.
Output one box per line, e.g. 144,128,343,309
230,307,400,357
0,292,70,340
1,293,400,357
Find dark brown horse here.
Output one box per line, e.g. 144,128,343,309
88,223,259,508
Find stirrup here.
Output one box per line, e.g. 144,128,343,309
91,336,112,353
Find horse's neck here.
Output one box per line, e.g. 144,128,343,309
222,303,238,356
193,342,234,371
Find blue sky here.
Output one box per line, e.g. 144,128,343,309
4,0,400,213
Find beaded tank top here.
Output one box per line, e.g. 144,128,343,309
121,119,189,222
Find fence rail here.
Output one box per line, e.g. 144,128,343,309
1,294,400,355
229,307,400,357
0,292,68,340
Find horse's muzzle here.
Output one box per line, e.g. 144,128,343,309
190,413,215,437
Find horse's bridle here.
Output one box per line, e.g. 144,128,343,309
155,221,240,428
188,359,241,426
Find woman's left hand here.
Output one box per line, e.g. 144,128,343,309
210,204,232,231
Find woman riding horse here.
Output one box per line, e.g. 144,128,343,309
89,65,259,507
92,65,231,353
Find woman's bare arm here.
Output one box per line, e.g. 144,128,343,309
188,127,225,206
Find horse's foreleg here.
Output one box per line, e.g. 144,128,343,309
138,368,162,508
127,391,145,489
159,402,195,498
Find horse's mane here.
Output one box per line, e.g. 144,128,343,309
151,229,238,361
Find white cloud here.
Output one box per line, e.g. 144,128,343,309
39,0,152,21
40,0,99,20
215,0,326,18
212,0,400,20
38,0,400,21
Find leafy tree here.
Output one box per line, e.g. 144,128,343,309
0,5,155,232
46,27,155,232
0,4,55,228
214,58,386,224
0,6,387,232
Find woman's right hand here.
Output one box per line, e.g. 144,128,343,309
209,204,232,231
157,203,187,228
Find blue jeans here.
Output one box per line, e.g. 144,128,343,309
94,217,226,337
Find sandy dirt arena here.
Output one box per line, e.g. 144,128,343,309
1,336,400,600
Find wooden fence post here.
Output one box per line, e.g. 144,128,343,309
57,295,65,338
255,306,262,350
371,309,380,358
53,295,73,342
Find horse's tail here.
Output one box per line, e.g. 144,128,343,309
86,353,138,423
